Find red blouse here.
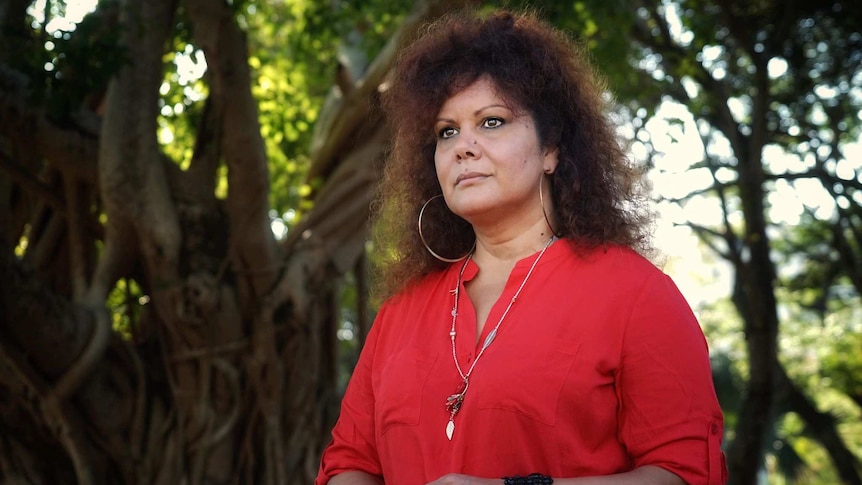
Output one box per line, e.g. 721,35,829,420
316,242,727,484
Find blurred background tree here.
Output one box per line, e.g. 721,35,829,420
0,0,859,484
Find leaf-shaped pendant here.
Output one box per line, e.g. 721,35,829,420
446,419,455,440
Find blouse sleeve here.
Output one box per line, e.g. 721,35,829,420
315,304,388,484
616,271,727,485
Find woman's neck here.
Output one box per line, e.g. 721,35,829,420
471,217,556,266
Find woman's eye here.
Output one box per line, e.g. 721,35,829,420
483,117,504,129
438,126,458,139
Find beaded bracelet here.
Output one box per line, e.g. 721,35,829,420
502,473,553,485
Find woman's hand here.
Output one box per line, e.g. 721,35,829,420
426,474,501,485
425,466,684,485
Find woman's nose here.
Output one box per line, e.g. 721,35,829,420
455,135,480,161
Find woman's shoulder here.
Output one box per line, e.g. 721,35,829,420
562,240,664,276
380,267,451,308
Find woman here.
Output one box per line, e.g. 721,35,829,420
316,9,726,485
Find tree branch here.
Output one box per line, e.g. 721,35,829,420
775,364,862,485
680,221,733,261
96,0,181,302
184,0,280,302
632,1,747,160
64,177,89,301
0,338,97,484
308,0,480,180
0,151,66,211
0,82,100,186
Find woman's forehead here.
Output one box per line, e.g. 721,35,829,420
440,75,525,113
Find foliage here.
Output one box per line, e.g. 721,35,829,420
11,1,127,118
153,0,416,224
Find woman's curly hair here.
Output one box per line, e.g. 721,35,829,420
373,8,654,298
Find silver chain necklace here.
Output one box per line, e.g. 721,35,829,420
444,236,557,440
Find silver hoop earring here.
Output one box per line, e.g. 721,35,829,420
539,176,562,238
418,194,474,263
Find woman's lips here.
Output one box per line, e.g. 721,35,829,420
455,172,488,185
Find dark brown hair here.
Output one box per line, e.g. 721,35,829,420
373,8,653,298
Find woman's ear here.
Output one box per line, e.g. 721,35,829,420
543,146,559,174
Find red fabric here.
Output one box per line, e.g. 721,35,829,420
317,242,727,485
